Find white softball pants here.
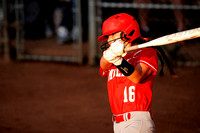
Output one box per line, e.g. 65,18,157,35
113,111,155,133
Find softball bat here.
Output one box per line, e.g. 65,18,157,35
125,27,200,52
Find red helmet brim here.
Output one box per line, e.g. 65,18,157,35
97,34,108,42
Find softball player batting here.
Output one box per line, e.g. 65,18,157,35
98,13,175,133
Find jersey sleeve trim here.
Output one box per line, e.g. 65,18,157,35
137,60,157,72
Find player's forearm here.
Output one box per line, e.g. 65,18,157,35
100,56,113,73
115,58,153,84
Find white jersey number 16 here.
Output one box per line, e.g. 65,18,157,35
123,86,135,103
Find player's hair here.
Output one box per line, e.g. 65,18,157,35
137,37,176,76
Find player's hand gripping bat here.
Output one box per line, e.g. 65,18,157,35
125,27,200,52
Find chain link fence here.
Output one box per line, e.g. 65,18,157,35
88,0,200,66
1,0,83,64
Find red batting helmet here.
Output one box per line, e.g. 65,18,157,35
97,13,141,42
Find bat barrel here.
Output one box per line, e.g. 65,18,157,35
125,27,200,52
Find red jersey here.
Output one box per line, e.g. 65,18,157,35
100,48,158,115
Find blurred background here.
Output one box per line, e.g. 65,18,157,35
0,0,200,133
0,0,200,65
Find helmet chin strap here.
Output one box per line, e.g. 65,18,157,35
100,37,121,51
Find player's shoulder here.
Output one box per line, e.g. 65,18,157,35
142,47,157,53
138,47,157,57
130,47,157,56
125,47,157,59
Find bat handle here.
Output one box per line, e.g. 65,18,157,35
125,45,139,52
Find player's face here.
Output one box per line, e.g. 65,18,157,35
107,32,131,47
107,32,121,45
107,32,121,42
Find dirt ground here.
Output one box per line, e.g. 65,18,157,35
0,53,200,133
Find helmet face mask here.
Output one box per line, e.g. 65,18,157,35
100,37,121,51
98,13,141,43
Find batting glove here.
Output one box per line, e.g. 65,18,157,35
110,40,127,57
103,40,127,66
103,48,123,66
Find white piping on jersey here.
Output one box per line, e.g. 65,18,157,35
133,50,142,57
137,60,157,72
127,50,143,61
